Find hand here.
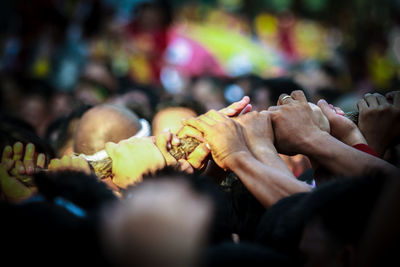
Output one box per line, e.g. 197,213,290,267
0,142,45,203
182,110,250,170
155,130,194,174
219,95,252,116
2,142,46,176
268,91,323,156
357,92,400,157
48,155,91,175
105,137,165,189
175,96,252,169
235,110,276,158
318,99,367,146
308,102,330,133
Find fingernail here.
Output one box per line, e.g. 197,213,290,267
205,143,211,150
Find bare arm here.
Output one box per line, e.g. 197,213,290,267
268,90,397,179
225,151,311,208
183,110,311,209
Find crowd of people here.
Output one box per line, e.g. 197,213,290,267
1,0,400,267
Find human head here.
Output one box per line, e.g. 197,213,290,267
151,98,205,136
74,104,142,155
298,174,387,267
101,169,213,267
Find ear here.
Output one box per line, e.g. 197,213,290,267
338,244,357,267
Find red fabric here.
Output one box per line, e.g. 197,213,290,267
352,143,379,158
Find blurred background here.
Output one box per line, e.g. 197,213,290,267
0,0,399,138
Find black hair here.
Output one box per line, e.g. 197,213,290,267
255,170,389,263
0,112,55,160
45,104,92,156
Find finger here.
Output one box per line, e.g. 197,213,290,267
177,159,194,174
2,145,12,163
267,105,280,112
12,142,23,162
15,160,26,175
61,155,72,167
1,145,13,170
77,156,91,174
374,93,389,106
36,153,46,169
364,93,379,108
156,132,177,166
177,125,204,141
72,157,90,174
333,106,345,116
198,114,217,125
291,90,308,103
23,143,35,175
219,96,250,116
278,94,293,105
205,110,228,123
386,91,400,107
357,99,368,113
48,159,60,171
239,104,252,115
171,134,180,146
187,143,210,169
317,99,336,121
182,117,211,134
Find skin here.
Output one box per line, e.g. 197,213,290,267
0,142,46,203
357,91,400,157
102,96,253,190
317,99,366,147
183,110,311,208
267,90,397,178
74,104,142,155
151,107,198,136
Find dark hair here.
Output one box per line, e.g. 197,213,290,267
154,96,207,119
45,104,92,156
0,112,55,159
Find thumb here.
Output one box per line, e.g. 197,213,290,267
317,99,337,122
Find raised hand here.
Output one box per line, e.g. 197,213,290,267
0,142,45,203
357,92,400,157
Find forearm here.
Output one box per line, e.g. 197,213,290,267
304,131,397,176
225,151,312,209
250,145,294,177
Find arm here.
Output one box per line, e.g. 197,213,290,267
225,151,311,208
183,110,311,208
268,91,397,179
301,130,396,176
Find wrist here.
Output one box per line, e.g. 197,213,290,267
342,130,367,147
224,150,254,171
301,130,333,158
